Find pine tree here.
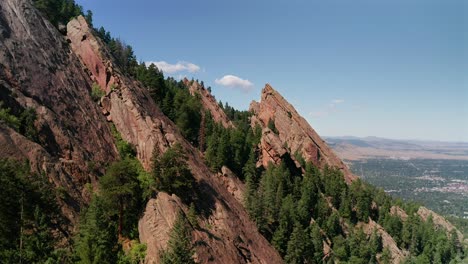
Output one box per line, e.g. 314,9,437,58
380,247,392,264
151,144,195,202
310,222,324,263
187,203,198,229
271,195,295,256
159,213,195,264
74,195,118,264
100,158,142,238
285,222,309,264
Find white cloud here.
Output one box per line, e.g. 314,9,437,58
332,99,345,104
145,61,200,74
215,75,254,92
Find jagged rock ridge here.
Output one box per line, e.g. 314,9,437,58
250,84,357,183
184,78,233,129
66,15,282,264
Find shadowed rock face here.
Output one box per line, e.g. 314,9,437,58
0,0,118,227
67,15,282,264
250,84,357,183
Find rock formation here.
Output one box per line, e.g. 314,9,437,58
0,0,464,263
359,219,409,263
250,84,357,183
184,78,233,128
0,0,118,228
66,15,282,264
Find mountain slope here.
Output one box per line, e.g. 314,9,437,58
66,15,282,264
0,0,118,227
0,0,465,263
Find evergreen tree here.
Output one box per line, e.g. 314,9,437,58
271,195,295,256
310,222,324,263
380,247,392,264
100,158,142,238
285,222,310,264
151,144,195,202
159,213,195,264
74,195,118,264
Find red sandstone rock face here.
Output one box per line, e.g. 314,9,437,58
0,0,118,226
67,16,282,264
358,219,409,263
417,207,464,243
250,84,357,183
184,78,233,128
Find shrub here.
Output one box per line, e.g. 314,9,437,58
91,82,105,102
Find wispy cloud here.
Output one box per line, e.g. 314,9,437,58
215,75,254,92
310,99,345,118
145,61,200,74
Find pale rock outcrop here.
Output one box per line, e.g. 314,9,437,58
216,166,246,204
359,219,409,264
250,84,357,182
184,78,233,128
418,206,464,243
390,205,408,221
67,16,283,264
138,193,185,263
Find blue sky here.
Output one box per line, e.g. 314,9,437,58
76,0,467,142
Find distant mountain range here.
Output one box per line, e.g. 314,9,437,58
325,136,468,161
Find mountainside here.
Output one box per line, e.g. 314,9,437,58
0,0,465,263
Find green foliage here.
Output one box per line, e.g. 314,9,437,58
187,203,199,229
159,213,195,264
110,124,136,159
96,27,138,76
91,82,105,102
267,118,279,134
74,195,119,264
0,103,39,142
100,158,143,238
117,241,147,264
75,157,148,263
284,222,312,264
0,159,65,263
380,247,392,264
18,107,39,142
151,144,195,202
243,159,463,263
33,0,83,28
206,118,261,177
134,63,203,145
0,102,20,130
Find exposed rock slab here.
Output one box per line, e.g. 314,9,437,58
418,206,464,243
185,78,233,128
250,84,356,182
67,16,283,264
0,0,118,226
359,219,408,264
139,193,184,263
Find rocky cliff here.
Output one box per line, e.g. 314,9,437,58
250,84,356,183
0,0,118,229
66,15,282,264
0,0,464,263
184,78,233,128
